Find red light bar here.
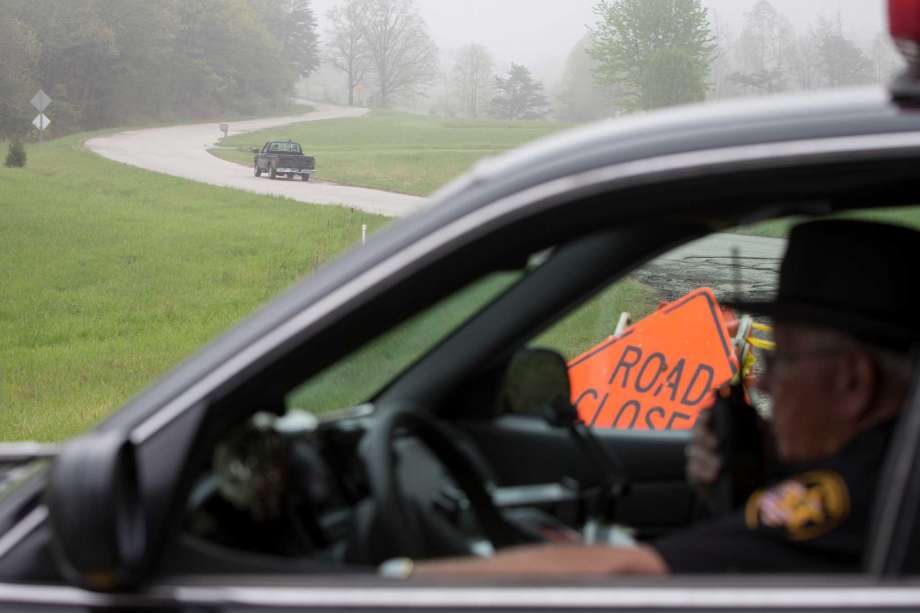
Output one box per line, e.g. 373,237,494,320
890,0,920,63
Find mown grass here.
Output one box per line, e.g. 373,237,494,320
0,135,387,441
289,276,660,414
737,208,920,238
2,131,656,441
535,279,661,361
211,111,569,196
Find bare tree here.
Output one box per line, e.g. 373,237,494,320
810,16,874,88
870,32,905,83
451,44,494,118
326,0,371,106
357,0,439,107
730,0,796,94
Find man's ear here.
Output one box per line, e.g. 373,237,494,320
835,351,877,423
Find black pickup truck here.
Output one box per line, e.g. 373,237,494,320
252,140,315,181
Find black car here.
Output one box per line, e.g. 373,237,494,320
4,20,920,613
253,140,316,181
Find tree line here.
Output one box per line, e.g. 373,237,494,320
323,0,548,119
556,0,903,122
321,0,901,123
0,0,319,139
1,0,905,140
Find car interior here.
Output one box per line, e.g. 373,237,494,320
24,138,920,591
140,152,920,579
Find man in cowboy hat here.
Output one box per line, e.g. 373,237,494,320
411,219,918,576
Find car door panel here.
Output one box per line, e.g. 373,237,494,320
461,417,694,531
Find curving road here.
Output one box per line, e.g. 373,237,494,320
85,103,784,293
84,102,426,217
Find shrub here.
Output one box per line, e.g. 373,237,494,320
5,142,26,168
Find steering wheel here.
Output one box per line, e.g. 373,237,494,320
359,405,534,560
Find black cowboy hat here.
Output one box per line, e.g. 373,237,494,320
726,219,920,352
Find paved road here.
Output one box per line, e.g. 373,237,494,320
84,102,426,217
635,232,785,302
85,104,784,294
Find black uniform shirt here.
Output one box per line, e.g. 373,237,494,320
653,421,894,573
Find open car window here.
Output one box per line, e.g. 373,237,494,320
531,208,920,436
286,269,526,415
530,231,781,433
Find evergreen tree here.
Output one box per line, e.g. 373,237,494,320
5,142,27,168
490,63,551,120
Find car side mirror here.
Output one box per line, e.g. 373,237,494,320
497,348,572,416
46,431,148,591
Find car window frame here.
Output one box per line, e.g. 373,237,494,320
17,120,912,595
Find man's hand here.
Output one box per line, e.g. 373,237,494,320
410,544,668,577
685,409,722,494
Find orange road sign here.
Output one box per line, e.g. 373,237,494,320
568,288,737,431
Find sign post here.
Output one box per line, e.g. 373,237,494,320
30,90,52,142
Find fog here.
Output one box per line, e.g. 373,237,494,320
309,0,890,85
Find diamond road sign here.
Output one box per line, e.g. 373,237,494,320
31,90,51,112
32,114,50,131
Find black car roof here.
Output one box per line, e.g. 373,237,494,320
104,86,920,434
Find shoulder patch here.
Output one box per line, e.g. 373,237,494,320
744,470,850,541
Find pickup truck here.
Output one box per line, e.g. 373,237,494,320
252,140,315,181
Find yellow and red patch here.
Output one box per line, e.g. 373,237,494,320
744,470,850,541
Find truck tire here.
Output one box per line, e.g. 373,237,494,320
254,166,262,177
301,174,310,182
270,165,277,180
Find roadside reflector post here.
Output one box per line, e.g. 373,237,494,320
362,224,367,244
614,312,631,336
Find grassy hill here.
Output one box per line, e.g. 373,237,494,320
211,111,569,196
1,114,657,441
0,135,387,440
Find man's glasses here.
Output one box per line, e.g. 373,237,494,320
760,348,843,378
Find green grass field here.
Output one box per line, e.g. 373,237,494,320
1,122,657,441
287,274,661,415
211,111,569,196
0,135,387,441
737,210,920,238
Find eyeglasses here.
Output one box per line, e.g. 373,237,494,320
761,347,843,379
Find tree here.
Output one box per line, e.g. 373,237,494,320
5,142,27,168
0,17,40,139
326,0,372,106
450,44,494,118
490,63,551,120
589,0,716,111
250,0,320,79
557,35,621,121
870,32,905,83
729,0,795,95
811,16,874,88
1,0,310,135
356,0,439,107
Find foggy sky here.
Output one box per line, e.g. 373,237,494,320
309,0,891,85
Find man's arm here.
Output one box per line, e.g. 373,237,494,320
412,544,669,577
